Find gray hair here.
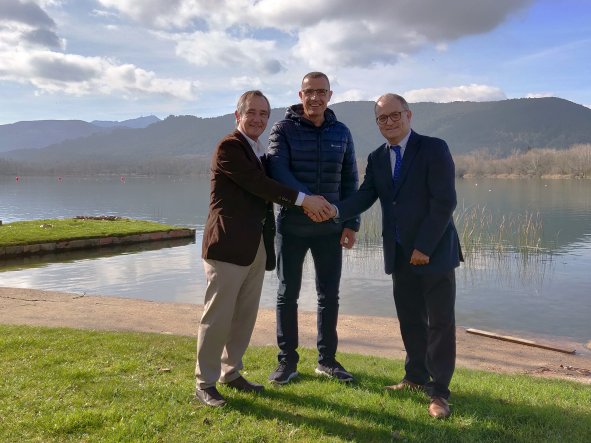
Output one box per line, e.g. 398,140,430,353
236,90,271,115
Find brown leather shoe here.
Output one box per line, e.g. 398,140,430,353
195,386,226,407
224,376,264,393
385,379,425,392
429,396,451,418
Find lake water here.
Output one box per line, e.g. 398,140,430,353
1,175,590,342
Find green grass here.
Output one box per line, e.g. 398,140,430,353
1,325,589,442
0,218,184,247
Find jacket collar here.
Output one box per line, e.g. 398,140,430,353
379,130,420,197
233,130,263,169
285,104,337,128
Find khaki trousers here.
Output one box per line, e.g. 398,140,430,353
195,238,266,388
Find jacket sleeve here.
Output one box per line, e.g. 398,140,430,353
413,139,457,256
337,152,379,222
215,138,298,206
267,122,312,194
340,127,361,231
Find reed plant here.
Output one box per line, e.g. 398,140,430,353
454,204,553,285
353,202,553,283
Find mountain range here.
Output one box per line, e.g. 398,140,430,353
1,98,590,174
0,115,161,153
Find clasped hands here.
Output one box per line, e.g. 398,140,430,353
301,195,356,249
301,195,336,222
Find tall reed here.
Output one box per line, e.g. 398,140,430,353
354,203,553,282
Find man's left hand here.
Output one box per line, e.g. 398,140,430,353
410,249,430,265
340,228,356,249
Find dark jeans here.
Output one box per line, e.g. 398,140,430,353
275,232,342,365
393,245,456,399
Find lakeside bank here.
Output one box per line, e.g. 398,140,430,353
1,287,589,384
0,217,195,257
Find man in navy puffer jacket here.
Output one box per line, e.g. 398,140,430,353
267,72,360,384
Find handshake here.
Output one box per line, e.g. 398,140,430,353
302,195,337,222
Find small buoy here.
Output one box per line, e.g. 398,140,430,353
58,176,63,182
120,176,126,183
15,176,20,182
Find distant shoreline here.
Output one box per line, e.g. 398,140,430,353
2,143,591,178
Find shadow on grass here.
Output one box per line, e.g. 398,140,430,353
217,369,591,442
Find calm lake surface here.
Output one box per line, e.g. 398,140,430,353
1,176,590,342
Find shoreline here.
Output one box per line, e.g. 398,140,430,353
1,286,590,384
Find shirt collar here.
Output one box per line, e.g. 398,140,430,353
238,129,265,157
387,129,411,152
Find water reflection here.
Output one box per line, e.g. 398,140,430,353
0,238,195,272
1,176,590,341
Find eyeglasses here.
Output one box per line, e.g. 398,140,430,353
376,110,407,125
302,88,328,97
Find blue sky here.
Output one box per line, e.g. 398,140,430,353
0,0,589,124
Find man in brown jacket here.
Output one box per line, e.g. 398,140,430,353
195,90,332,407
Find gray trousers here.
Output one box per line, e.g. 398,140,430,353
195,238,266,389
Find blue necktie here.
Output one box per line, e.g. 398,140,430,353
391,145,402,184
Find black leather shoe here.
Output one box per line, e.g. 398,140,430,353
224,375,264,393
195,386,226,407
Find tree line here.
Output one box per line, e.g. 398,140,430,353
2,144,591,178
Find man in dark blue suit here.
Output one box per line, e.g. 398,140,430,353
324,93,462,418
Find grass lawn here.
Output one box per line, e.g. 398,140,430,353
1,324,589,442
0,218,185,247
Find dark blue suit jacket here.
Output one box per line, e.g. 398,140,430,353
337,130,462,275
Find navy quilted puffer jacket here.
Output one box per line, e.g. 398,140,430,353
267,104,360,236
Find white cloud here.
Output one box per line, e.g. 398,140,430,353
230,76,263,89
250,0,534,38
331,89,368,104
0,50,198,99
4,0,566,122
91,9,120,19
0,0,199,100
291,20,419,69
35,1,65,7
0,0,64,50
95,0,534,71
404,84,507,103
253,0,533,68
173,30,283,74
96,0,223,29
526,92,554,99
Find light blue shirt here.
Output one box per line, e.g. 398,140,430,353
387,130,411,175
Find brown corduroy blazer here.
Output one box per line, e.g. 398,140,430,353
202,130,299,270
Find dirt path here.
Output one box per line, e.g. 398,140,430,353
1,287,590,384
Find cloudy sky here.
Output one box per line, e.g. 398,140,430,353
0,0,589,124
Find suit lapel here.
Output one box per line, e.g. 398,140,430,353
376,143,395,197
394,130,420,197
234,130,264,171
